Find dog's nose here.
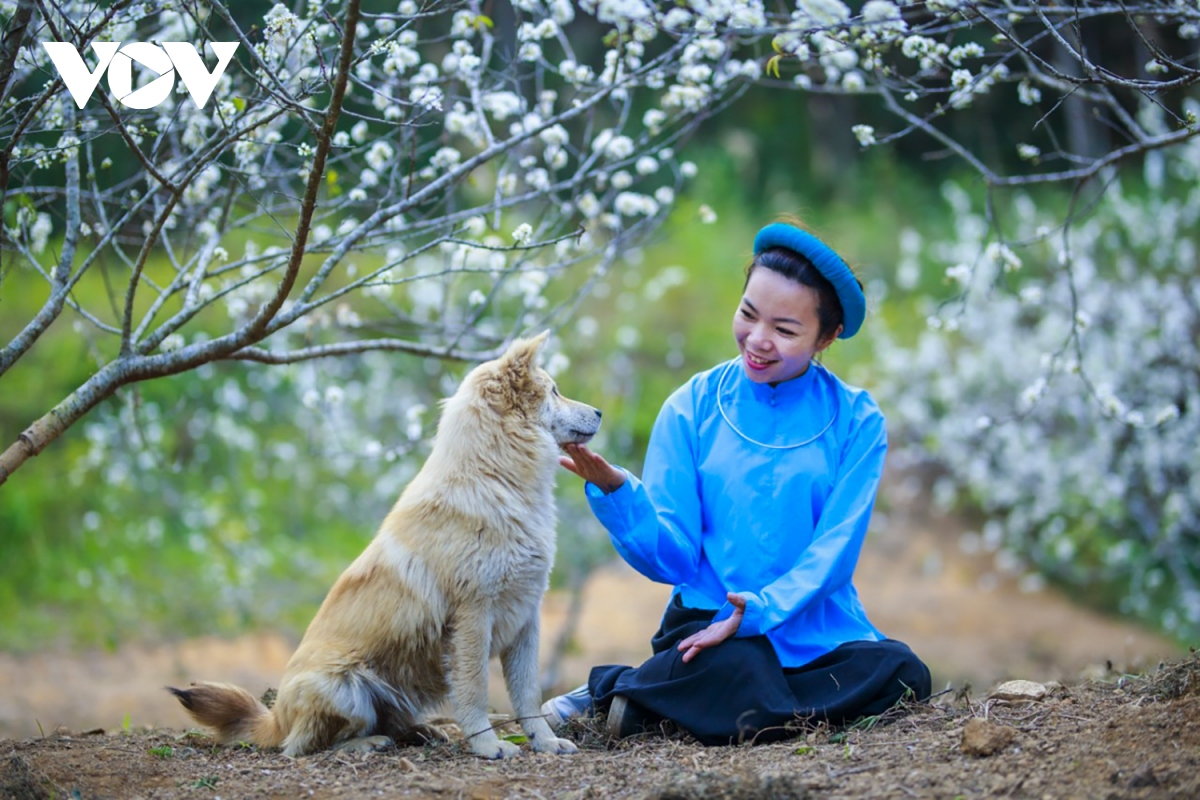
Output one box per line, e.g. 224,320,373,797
594,409,602,419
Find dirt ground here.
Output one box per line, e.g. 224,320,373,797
4,652,1199,799
0,488,1193,798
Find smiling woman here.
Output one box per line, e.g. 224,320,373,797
546,219,931,746
734,263,836,386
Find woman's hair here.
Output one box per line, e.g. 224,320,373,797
744,246,857,344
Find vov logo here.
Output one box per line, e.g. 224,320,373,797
41,41,239,110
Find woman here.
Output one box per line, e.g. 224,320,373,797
542,220,932,746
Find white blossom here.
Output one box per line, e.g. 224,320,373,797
366,141,394,171
511,223,533,246
614,191,658,217
796,0,851,27
1018,80,1042,106
604,135,635,161
481,91,524,120
426,147,459,171
852,124,876,146
576,192,602,219
949,43,985,66
596,172,624,193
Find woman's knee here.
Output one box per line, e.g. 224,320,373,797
884,642,932,700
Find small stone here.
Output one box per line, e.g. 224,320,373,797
961,718,1017,757
990,679,1048,702
1128,766,1159,788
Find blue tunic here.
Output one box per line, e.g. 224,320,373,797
584,357,886,668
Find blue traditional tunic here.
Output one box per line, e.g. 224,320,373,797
585,357,887,668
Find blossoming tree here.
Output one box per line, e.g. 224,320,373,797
0,0,770,484
6,0,1198,486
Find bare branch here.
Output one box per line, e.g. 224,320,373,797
220,338,504,365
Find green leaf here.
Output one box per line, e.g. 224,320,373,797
794,745,814,755
771,36,785,55
232,97,246,112
474,14,494,30
501,734,528,744
766,55,783,79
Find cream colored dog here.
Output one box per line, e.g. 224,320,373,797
170,333,599,758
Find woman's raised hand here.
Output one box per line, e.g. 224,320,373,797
559,443,627,494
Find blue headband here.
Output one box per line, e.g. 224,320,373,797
752,223,864,339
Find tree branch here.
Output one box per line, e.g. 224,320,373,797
236,0,361,343
219,338,504,365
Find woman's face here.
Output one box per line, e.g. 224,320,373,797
732,267,840,385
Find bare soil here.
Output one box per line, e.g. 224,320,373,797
4,652,1199,800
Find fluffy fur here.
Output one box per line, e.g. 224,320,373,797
169,333,600,758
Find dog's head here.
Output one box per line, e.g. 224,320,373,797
472,331,602,446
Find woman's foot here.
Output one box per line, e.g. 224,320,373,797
606,695,658,738
541,684,593,727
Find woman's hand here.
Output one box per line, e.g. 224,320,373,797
676,592,746,663
559,443,627,494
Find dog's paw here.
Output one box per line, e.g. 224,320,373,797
470,737,522,760
333,735,394,754
530,735,578,755
405,723,452,744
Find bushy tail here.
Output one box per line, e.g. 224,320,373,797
167,682,285,748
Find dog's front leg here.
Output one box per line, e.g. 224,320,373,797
501,615,578,754
448,606,519,759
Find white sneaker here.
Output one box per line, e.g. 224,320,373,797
541,684,593,727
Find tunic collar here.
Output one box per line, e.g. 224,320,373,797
715,358,838,449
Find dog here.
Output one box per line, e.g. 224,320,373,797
169,332,600,758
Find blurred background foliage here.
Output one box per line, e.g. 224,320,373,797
2,58,1196,651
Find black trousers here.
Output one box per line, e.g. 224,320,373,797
587,597,932,746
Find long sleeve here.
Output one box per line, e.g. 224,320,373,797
584,387,704,587
714,408,888,638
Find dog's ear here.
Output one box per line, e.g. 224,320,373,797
501,330,550,371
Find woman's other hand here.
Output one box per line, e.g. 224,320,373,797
676,592,747,663
559,443,627,494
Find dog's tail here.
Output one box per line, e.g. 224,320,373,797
167,682,285,748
